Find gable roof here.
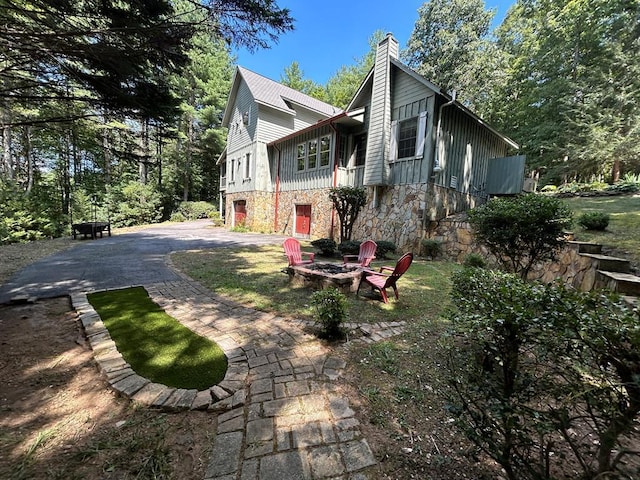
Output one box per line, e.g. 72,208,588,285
222,66,341,127
347,57,518,150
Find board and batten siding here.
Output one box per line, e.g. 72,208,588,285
433,105,510,196
388,69,437,185
274,125,335,192
226,81,255,153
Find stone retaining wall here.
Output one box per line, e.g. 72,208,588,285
430,214,601,291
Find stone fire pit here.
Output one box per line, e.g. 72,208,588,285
286,262,364,293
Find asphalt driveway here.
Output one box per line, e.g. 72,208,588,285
0,220,287,304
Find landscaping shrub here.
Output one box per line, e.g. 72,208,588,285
606,172,640,193
109,181,164,227
577,211,610,230
209,211,225,226
374,240,396,259
338,240,361,256
468,194,573,279
462,252,486,268
421,239,441,258
173,201,217,220
445,268,640,480
310,288,348,339
311,238,337,256
169,212,187,222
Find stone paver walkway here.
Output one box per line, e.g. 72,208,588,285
71,279,405,480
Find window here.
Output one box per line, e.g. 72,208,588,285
308,139,317,169
398,117,418,159
230,159,236,182
390,111,427,162
354,134,367,166
297,143,305,171
244,153,251,179
319,135,330,167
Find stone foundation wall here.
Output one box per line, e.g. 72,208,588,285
353,184,428,253
274,189,337,239
224,191,275,233
431,215,601,291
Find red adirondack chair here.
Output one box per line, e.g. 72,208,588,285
343,240,377,268
357,252,414,303
283,237,315,266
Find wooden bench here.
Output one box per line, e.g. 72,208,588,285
72,221,111,240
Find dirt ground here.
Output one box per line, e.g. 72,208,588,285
0,297,215,480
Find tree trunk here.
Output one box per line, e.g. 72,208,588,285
2,114,14,179
183,115,193,201
24,125,33,192
611,159,620,184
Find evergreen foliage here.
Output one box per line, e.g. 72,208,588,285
445,268,640,479
467,194,573,279
311,288,348,340
577,212,610,231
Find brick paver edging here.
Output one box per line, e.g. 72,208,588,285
70,288,248,411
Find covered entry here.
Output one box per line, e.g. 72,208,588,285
295,204,311,237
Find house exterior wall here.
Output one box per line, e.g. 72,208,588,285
273,188,336,239
353,184,429,253
363,35,398,186
225,190,274,232
432,103,511,196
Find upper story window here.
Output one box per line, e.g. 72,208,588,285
319,135,330,167
297,144,306,171
308,140,317,169
296,134,332,172
390,110,427,162
354,133,367,166
230,158,236,182
398,117,418,159
244,153,251,179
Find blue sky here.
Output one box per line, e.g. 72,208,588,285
234,0,515,85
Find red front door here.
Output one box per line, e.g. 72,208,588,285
295,204,311,236
234,200,246,226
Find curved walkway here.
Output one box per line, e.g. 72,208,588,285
1,222,406,479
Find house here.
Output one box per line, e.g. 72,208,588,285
218,33,524,252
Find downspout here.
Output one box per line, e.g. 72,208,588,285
273,144,281,233
433,90,457,173
329,121,339,240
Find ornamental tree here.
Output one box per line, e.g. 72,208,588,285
329,186,367,242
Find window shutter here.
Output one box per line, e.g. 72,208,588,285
415,111,427,158
389,120,398,162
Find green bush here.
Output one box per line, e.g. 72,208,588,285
468,194,573,279
209,211,224,226
311,238,337,256
174,201,217,220
445,268,640,480
421,239,442,258
374,240,396,259
606,172,640,193
338,240,361,256
462,253,486,268
311,288,348,339
577,211,610,230
169,212,187,222
110,181,164,227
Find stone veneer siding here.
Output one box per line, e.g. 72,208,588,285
430,214,604,292
225,191,275,233
352,183,485,253
274,188,336,238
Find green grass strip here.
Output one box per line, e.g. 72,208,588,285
88,286,227,390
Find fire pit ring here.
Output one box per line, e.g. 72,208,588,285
286,262,364,293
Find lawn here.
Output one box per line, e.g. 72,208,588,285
171,245,491,478
563,193,640,267
171,244,459,325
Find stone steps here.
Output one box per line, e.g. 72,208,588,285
572,240,639,309
596,271,640,296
